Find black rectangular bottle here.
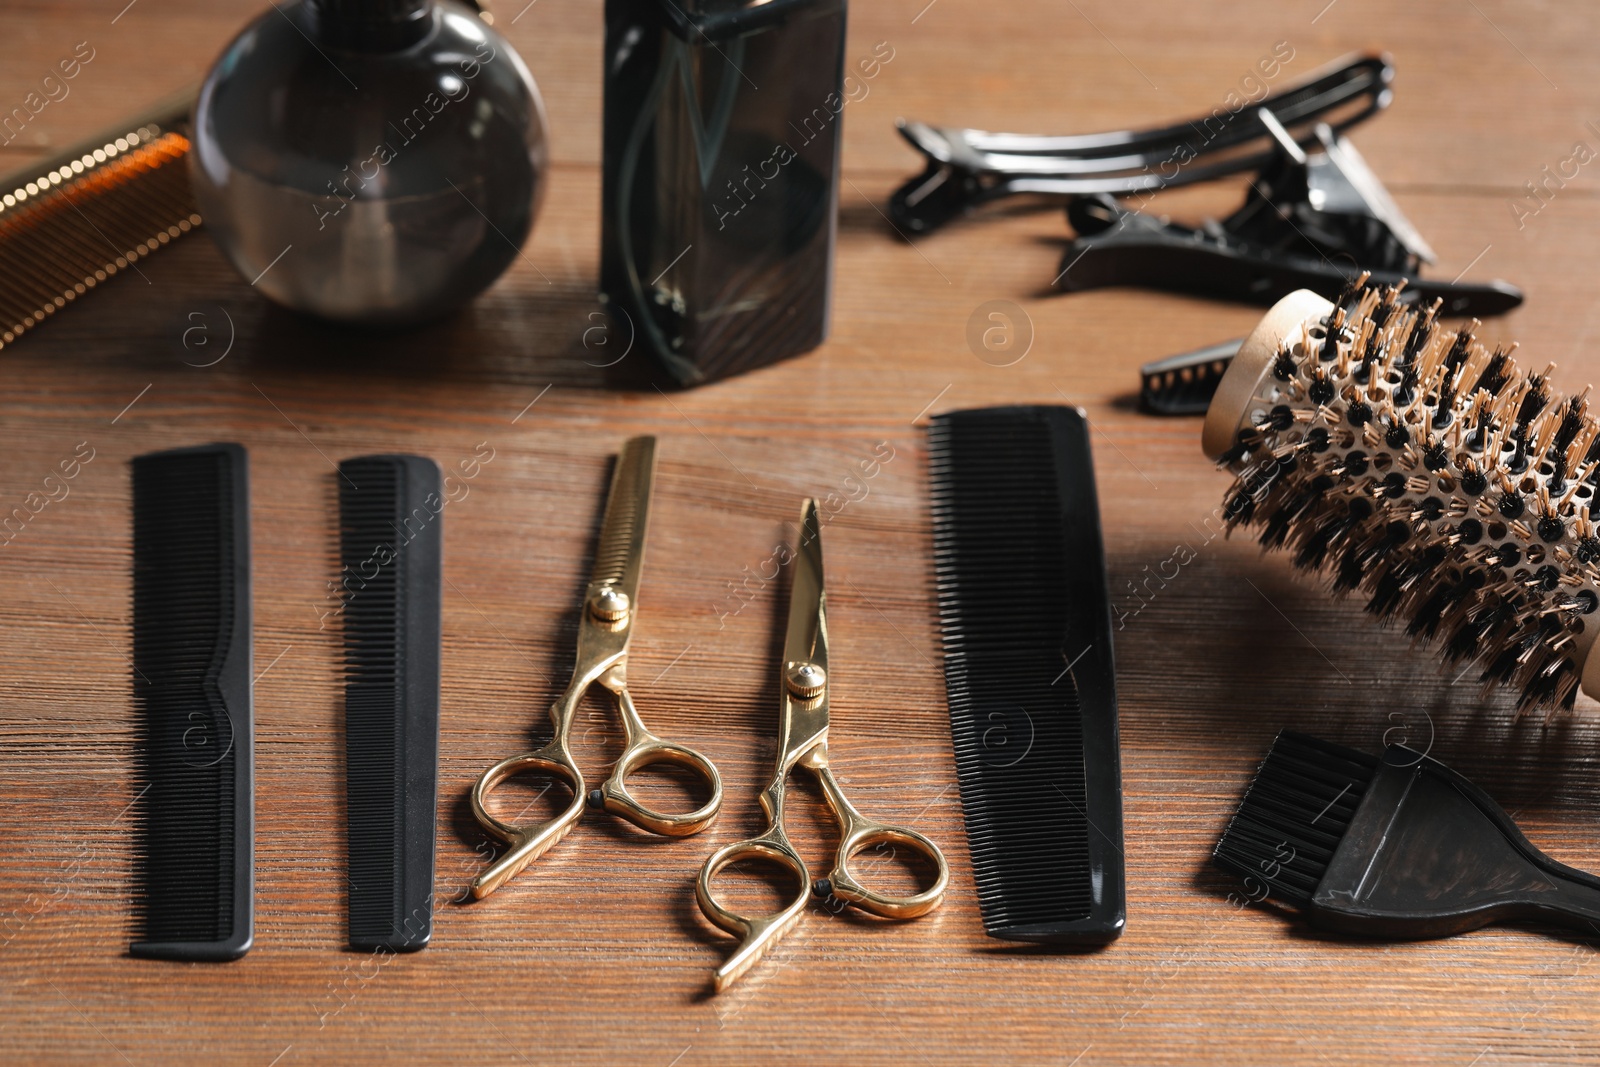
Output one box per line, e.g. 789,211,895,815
601,0,847,385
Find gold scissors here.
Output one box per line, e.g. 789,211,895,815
470,436,722,898
695,498,949,991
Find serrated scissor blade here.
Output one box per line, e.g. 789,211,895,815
590,436,656,606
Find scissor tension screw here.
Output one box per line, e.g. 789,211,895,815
785,662,827,698
589,586,631,621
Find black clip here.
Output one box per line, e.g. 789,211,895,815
1058,111,1522,318
889,53,1394,235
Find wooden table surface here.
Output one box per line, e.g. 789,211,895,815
5,1,1600,1064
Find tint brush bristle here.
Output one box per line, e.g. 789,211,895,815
1212,731,1377,907
339,455,441,953
130,443,252,962
928,406,1125,943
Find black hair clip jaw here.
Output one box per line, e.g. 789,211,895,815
889,53,1393,235
1057,111,1522,318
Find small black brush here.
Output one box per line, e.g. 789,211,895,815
1215,731,1600,938
131,442,253,961
338,455,442,952
928,405,1125,943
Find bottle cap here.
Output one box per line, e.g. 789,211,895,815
310,0,433,51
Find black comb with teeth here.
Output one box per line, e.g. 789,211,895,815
339,455,442,952
131,442,253,961
1216,730,1600,939
1139,338,1243,416
928,406,1125,943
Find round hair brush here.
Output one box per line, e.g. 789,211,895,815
1203,282,1600,711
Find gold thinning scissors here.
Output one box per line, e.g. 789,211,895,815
470,436,722,898
695,498,948,991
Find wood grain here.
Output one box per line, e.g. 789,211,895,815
3,1,1600,1064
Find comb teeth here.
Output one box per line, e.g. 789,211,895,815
131,443,252,961
0,110,200,351
929,406,1124,942
1140,339,1242,416
1213,731,1378,907
339,455,441,952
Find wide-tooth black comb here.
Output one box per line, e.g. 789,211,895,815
1138,338,1241,415
1216,731,1600,938
339,455,442,952
928,406,1125,943
131,442,252,961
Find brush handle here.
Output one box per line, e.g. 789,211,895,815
1531,873,1600,935
1428,764,1600,938
1313,754,1600,941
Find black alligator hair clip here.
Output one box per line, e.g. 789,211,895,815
888,52,1393,235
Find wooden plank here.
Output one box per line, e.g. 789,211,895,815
2,2,1600,1064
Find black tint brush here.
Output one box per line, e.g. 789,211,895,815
339,455,442,952
131,443,253,961
1215,731,1600,939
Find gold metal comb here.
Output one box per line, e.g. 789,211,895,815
0,88,199,352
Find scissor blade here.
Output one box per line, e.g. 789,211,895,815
590,436,655,604
782,498,828,678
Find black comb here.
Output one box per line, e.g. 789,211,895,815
1216,731,1600,938
131,443,252,961
928,406,1125,943
1138,338,1241,415
338,455,442,952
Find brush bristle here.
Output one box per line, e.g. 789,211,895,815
1213,731,1377,907
1222,282,1600,711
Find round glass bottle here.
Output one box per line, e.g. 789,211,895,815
190,0,548,325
